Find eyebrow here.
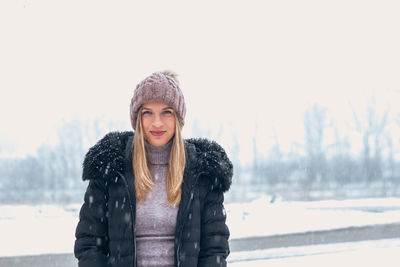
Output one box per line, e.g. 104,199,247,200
142,106,173,111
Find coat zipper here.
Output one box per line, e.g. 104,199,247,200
177,187,194,267
176,173,202,267
118,171,137,267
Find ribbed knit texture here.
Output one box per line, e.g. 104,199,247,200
130,72,186,130
136,139,178,267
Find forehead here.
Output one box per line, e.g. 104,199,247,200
142,101,172,109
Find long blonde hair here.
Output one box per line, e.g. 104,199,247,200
133,109,186,206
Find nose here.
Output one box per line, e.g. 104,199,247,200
152,114,163,128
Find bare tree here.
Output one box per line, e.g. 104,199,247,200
37,117,124,202
252,116,262,184
303,104,328,189
226,121,242,184
351,98,389,184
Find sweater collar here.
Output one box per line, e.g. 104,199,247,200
145,139,172,165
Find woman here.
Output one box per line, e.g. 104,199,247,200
74,71,233,267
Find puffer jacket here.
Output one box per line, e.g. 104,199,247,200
74,131,233,267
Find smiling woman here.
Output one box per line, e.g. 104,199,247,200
74,71,233,267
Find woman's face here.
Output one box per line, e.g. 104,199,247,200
141,101,176,146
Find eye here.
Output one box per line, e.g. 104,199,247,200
163,110,173,115
142,110,152,115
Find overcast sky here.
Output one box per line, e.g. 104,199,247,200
1,0,399,163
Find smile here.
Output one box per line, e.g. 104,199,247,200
150,131,166,136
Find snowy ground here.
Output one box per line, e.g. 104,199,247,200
226,196,400,239
1,197,400,258
229,238,400,267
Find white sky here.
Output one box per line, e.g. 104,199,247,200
1,0,400,163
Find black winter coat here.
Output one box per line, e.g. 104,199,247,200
74,131,233,267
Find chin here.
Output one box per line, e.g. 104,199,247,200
146,137,168,146
151,140,166,146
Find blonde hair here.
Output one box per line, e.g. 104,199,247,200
133,108,186,206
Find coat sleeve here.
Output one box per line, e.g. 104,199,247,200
198,188,230,267
74,179,109,267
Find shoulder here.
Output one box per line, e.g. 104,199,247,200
185,138,233,193
82,133,234,192
82,131,133,181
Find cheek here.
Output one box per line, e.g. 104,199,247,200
141,118,150,131
168,118,176,131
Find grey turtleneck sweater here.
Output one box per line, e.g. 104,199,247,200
136,140,178,267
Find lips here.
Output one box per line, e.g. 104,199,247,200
150,131,166,136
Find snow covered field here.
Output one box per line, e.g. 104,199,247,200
1,197,400,258
229,238,400,267
227,196,400,239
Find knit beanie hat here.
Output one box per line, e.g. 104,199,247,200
130,71,186,130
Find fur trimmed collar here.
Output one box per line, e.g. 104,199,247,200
82,131,233,192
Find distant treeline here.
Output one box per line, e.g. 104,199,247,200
0,118,121,203
1,101,400,203
237,102,400,200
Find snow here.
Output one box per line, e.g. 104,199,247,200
0,204,78,257
226,196,400,239
229,238,400,262
0,197,400,257
229,238,400,267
